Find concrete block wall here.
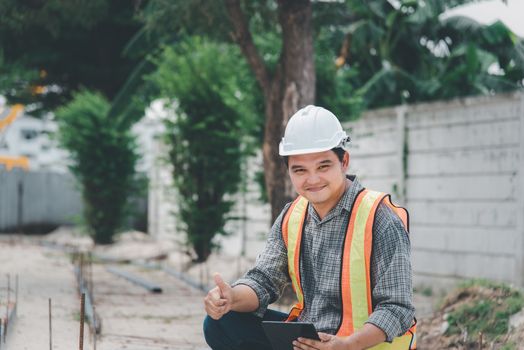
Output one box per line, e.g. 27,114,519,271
346,92,524,288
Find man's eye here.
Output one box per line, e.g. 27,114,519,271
294,169,305,174
319,165,330,170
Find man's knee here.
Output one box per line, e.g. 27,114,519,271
203,315,223,348
203,311,271,350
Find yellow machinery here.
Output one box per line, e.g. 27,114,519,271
0,104,30,171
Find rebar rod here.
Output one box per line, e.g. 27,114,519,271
15,275,18,316
92,304,97,350
4,275,7,344
79,255,84,287
79,293,85,350
1,275,17,346
88,253,93,301
49,298,52,350
74,265,101,334
5,303,16,343
6,275,10,314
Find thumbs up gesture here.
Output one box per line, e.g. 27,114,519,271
204,273,234,320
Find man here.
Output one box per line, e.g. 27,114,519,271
203,105,416,350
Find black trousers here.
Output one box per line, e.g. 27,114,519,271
203,309,288,350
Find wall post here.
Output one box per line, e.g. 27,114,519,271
395,105,408,205
516,93,524,287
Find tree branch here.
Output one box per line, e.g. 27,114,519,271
224,0,271,97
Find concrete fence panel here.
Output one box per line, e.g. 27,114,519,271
0,170,82,232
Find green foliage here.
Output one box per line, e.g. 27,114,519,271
331,0,524,109
315,27,365,121
414,285,434,297
0,49,38,98
458,278,514,291
133,0,524,118
151,37,263,139
0,0,108,35
140,0,278,44
254,169,269,204
445,280,524,342
149,37,259,261
0,0,141,114
2,0,523,119
56,90,139,244
500,343,517,350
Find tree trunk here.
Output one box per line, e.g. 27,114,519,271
225,0,315,222
267,0,315,221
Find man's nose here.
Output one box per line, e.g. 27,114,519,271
305,172,321,184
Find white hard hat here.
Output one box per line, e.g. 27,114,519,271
279,105,350,156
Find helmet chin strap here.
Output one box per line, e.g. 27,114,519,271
340,136,352,147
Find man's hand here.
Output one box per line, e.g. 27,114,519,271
294,323,386,349
293,333,356,350
204,273,233,320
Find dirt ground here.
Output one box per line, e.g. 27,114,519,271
1,236,80,350
0,235,209,350
1,231,439,350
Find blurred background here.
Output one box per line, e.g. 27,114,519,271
1,0,524,348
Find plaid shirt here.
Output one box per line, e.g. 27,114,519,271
234,175,415,342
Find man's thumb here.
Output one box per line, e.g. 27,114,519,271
214,273,229,294
318,332,333,342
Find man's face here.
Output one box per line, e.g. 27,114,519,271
287,150,349,207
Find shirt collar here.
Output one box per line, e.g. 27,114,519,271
307,175,364,224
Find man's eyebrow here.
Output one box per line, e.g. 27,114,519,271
290,164,305,170
319,160,333,165
290,160,333,170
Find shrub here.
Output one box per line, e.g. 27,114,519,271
150,37,258,261
57,90,139,244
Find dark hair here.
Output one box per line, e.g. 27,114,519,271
282,147,347,167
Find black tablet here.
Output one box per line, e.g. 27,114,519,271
262,321,320,350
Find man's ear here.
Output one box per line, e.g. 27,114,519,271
342,151,350,171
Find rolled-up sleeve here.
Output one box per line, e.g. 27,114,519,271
365,203,415,342
232,203,292,317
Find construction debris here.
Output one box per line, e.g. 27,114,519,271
106,266,163,293
418,280,524,349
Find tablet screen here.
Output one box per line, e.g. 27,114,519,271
262,321,320,350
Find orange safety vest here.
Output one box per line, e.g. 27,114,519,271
281,189,416,349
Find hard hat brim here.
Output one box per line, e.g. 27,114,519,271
279,137,349,156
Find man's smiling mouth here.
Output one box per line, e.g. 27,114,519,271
306,185,327,192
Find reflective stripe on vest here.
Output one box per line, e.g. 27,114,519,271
282,196,309,321
282,189,417,350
